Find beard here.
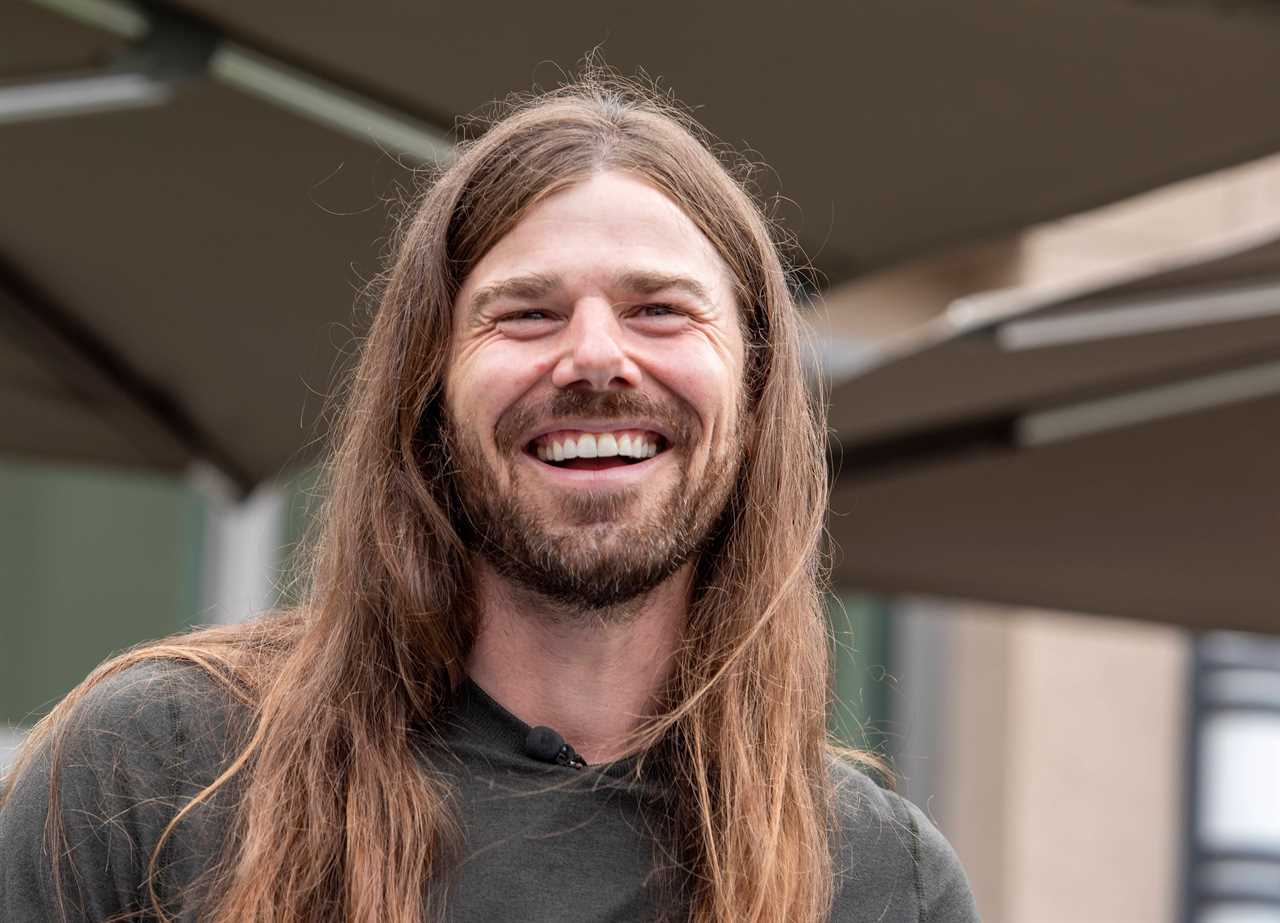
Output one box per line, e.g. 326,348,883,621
442,389,742,616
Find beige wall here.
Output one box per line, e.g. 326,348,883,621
935,606,1012,921
935,607,1187,923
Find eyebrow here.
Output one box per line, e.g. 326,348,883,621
467,269,715,315
468,272,564,314
612,270,714,307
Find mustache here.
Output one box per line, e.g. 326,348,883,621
494,390,699,452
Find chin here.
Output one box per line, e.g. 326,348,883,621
546,523,645,555
543,486,664,523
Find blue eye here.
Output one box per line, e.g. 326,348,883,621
640,304,678,317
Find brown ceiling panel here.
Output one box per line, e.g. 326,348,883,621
1,3,127,81
167,0,1280,276
0,79,413,485
829,392,1280,631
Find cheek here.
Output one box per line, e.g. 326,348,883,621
642,341,743,444
449,341,554,433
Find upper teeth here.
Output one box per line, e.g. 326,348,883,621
534,430,660,462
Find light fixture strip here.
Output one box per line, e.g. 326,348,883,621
1017,359,1280,446
26,0,148,40
997,279,1280,352
209,45,454,167
0,72,170,125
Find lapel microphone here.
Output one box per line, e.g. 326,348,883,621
524,725,587,769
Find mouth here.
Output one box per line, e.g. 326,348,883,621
524,428,671,471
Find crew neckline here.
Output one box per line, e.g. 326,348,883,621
456,676,648,779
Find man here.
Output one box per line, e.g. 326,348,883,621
0,75,979,922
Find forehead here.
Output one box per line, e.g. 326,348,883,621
455,170,737,308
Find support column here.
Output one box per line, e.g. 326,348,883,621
189,463,284,625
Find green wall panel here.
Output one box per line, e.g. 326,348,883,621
828,593,891,753
0,460,204,726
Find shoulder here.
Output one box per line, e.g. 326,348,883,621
46,657,246,771
0,658,244,921
827,755,980,922
5,656,240,786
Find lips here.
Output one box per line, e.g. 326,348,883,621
495,393,691,478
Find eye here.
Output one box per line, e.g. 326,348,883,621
494,308,560,339
630,303,688,333
500,309,553,322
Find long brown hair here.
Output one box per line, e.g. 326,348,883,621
2,68,844,923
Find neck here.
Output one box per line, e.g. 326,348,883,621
465,559,689,764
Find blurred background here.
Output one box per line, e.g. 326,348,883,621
3,1,1280,920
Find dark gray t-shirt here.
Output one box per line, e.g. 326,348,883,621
0,661,979,922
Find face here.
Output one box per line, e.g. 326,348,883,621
443,170,747,613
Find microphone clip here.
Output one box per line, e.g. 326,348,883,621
525,725,588,770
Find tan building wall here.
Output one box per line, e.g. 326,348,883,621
1008,612,1185,923
923,607,1187,923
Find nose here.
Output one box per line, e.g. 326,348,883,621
550,298,642,391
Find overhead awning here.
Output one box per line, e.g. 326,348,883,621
827,224,1280,633
2,0,1280,491
152,0,1280,276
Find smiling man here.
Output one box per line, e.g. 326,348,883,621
0,76,978,922
447,171,744,629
